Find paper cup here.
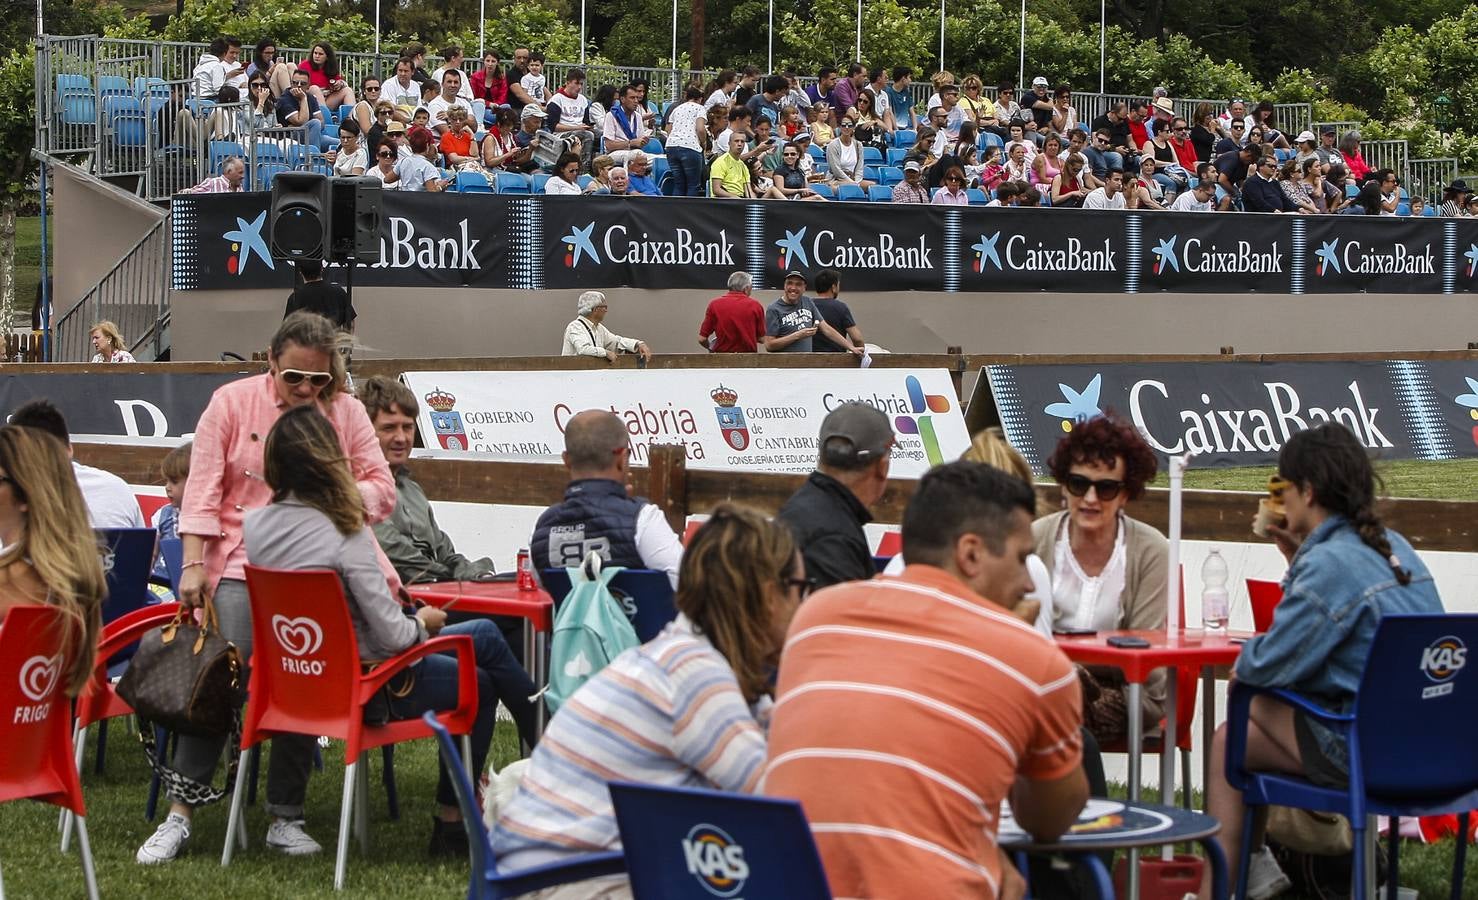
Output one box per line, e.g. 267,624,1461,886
1252,498,1283,537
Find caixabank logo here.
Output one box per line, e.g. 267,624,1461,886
563,221,734,267
1457,377,1478,447
775,226,932,270
967,231,1115,274
221,210,275,276
1465,243,1478,279
682,823,750,897
1147,235,1283,276
1313,238,1435,276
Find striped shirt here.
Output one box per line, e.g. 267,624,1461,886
763,565,1082,899
491,614,768,871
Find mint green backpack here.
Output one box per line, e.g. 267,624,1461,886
546,554,641,716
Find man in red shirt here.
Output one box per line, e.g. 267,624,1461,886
697,271,766,352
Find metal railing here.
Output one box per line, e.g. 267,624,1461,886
52,214,171,362
1362,139,1409,181
1405,158,1457,202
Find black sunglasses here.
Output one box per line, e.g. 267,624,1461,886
378,151,395,158
786,576,817,599
1063,473,1126,500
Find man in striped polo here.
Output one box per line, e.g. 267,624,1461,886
764,461,1087,898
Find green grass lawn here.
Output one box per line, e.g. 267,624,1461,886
0,721,522,899
14,213,49,319
1150,459,1478,501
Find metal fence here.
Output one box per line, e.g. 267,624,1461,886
52,215,171,362
1362,139,1409,182
1405,158,1458,202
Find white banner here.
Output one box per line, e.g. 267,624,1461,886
398,369,971,478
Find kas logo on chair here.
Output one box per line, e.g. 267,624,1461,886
273,615,326,677
1419,635,1466,699
682,823,750,897
14,653,62,724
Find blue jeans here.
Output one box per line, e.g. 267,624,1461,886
1084,147,1124,179
384,619,539,808
667,146,705,197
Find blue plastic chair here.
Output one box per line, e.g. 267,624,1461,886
98,528,160,626
423,712,625,899
878,165,904,186
1225,614,1478,900
867,184,894,202
886,147,908,166
807,144,825,162
809,183,834,200
209,140,244,172
458,170,494,193
893,128,916,148
980,131,1005,150
539,568,675,642
105,95,149,147
495,171,532,194
97,75,132,97
863,164,882,182
836,183,866,202
609,780,832,899
651,156,669,183
966,188,989,205
255,143,288,166
532,173,551,193
577,174,594,189
642,137,664,156
254,163,290,190
861,145,883,165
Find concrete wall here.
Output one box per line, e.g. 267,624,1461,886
53,167,165,318
172,283,1478,361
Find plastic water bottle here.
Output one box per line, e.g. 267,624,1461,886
1201,549,1230,632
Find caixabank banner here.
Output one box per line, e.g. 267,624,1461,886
975,359,1478,471
173,192,1478,294
397,368,970,477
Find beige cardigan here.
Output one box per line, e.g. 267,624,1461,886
1033,510,1170,726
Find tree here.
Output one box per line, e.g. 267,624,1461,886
0,47,36,337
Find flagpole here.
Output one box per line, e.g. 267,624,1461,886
1099,0,1106,93
938,0,945,69
767,0,774,73
373,0,380,60
1017,0,1026,90
580,0,587,64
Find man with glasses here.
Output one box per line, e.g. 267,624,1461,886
530,409,683,586
1083,127,1122,180
560,290,651,362
777,402,896,590
1243,153,1297,212
276,69,327,149
1215,119,1249,156
625,151,662,196
1168,117,1199,171
284,259,355,332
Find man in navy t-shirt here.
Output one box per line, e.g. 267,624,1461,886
810,268,864,353
764,271,861,354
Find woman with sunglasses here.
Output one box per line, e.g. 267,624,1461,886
135,311,395,866
492,504,806,894
931,165,970,205
370,140,400,189
349,76,383,136
1034,414,1168,745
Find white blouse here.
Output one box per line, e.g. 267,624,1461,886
1049,512,1128,632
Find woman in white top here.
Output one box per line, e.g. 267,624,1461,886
90,320,136,363
704,69,738,110
664,85,708,197
328,118,366,176
1032,414,1169,744
369,142,399,188
544,152,584,195
823,117,873,188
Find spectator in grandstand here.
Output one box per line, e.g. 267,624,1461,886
545,69,594,154
1217,98,1255,134
1406,195,1426,216
832,63,866,118
1051,86,1077,135
1169,163,1219,211
734,65,762,106
810,102,836,147
357,377,494,582
1215,143,1259,209
1035,414,1167,744
1141,119,1188,196
296,42,354,112
1166,116,1199,173
1315,125,1345,170
1343,178,1384,215
381,57,421,113
1030,131,1064,194
705,69,739,110
745,75,784,131
1188,102,1220,162
185,156,245,194
400,42,433,84
497,503,797,889
1340,131,1371,182
146,441,190,583
1291,130,1319,169
768,143,825,200
581,155,615,194
506,48,535,111
429,45,474,102
560,290,652,362
276,68,327,150
1468,195,1478,216
85,320,135,363
438,107,482,171
886,66,917,128
852,90,891,150
903,125,937,170
763,271,860,356
777,401,892,588
630,78,661,132
986,180,1022,207
596,166,635,196
1059,128,1095,181
711,132,754,198
248,38,286,95
543,151,583,195
824,117,875,189
1440,179,1472,217
1373,168,1402,215
1197,423,1443,900
587,84,616,136
1125,98,1153,156
325,119,366,177
978,145,1007,191
247,403,536,857
1090,102,1133,166
765,460,1087,900
243,76,277,131
481,106,535,172
192,36,245,100
1022,75,1053,139
530,407,679,578
863,69,894,129
957,75,991,130
284,259,355,331
9,400,142,529
513,105,548,159
1278,158,1320,214
470,51,508,110
932,165,970,205
602,84,650,165
388,126,445,192
1148,95,1176,138
343,76,382,137
698,272,766,352
519,52,547,104
807,66,840,110
1243,154,1297,212
624,152,661,196
1051,153,1091,207
811,269,863,352
426,69,473,135
995,83,1025,129
1322,162,1351,209
1083,168,1127,209
1003,138,1032,183
664,85,708,196
892,159,930,203
1251,100,1288,148
371,139,399,189
1304,159,1337,213
131,312,392,865
1128,156,1169,209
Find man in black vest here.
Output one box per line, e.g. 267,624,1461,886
777,402,895,590
530,410,683,586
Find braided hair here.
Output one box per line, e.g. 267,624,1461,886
1278,424,1410,585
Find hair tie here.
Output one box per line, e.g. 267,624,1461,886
1389,554,1401,569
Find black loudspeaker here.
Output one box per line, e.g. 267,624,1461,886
269,172,332,260
329,176,383,264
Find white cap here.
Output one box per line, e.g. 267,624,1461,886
1031,76,1049,87
1295,130,1316,144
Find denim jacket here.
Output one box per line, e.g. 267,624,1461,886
1234,514,1443,769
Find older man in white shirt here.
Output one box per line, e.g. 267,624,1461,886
560,291,652,362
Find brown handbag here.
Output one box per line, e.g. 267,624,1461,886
116,597,247,737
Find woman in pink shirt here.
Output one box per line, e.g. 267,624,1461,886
297,41,355,111
932,165,971,205
135,311,395,866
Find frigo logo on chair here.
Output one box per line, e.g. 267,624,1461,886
272,615,326,676
1419,636,1466,699
682,823,750,897
14,653,62,723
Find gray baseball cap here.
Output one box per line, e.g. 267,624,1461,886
819,402,894,464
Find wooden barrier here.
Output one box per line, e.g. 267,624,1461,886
76,441,1478,553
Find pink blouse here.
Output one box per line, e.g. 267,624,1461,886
179,373,396,590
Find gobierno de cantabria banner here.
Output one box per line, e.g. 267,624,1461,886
398,368,970,478
173,193,1478,294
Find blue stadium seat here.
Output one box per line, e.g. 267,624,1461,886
184,98,216,117
837,183,866,202
209,140,245,172
105,95,149,147
457,170,493,193
861,146,883,165
255,144,288,166
1274,148,1293,163
577,174,593,189
1346,183,1360,198
864,165,882,182
495,171,531,194
867,184,894,202
651,157,669,183
1423,204,1437,217
886,147,908,166
254,163,289,190
56,74,95,126
1397,202,1411,216
966,188,989,205
879,166,903,186
311,162,333,177
532,173,551,193
807,144,825,161
894,128,916,148
97,75,131,97
979,131,1004,150
642,137,663,156
286,144,315,168
809,183,834,199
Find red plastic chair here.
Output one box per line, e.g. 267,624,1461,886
1245,578,1284,634
224,565,479,890
875,530,903,558
0,606,100,900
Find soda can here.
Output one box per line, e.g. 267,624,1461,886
517,548,536,591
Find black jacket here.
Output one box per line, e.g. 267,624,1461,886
776,471,874,590
1243,174,1296,213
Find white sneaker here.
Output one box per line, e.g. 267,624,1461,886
1246,845,1292,900
266,818,323,856
136,812,191,865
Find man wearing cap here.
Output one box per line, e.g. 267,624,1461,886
1292,130,1320,170
764,271,862,355
777,402,895,589
1315,126,1345,170
1150,96,1176,137
382,119,411,158
1026,76,1055,141
514,104,547,160
893,159,930,203
561,290,652,362
1440,179,1473,217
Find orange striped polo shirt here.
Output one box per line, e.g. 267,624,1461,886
763,564,1082,899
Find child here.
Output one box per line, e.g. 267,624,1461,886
810,102,834,146
978,144,1006,191
520,53,547,104
1406,196,1426,217
412,107,431,129
780,104,804,140
151,441,191,583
